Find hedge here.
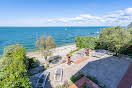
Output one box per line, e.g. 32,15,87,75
0,44,31,88
99,26,132,54
75,37,99,50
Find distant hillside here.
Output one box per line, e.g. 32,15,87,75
128,22,132,29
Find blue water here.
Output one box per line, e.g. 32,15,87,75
0,27,109,55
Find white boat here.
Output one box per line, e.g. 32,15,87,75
65,28,67,30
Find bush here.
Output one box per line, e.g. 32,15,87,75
99,26,132,54
122,45,132,56
71,73,84,83
3,44,25,57
0,44,31,88
75,37,99,49
56,80,70,88
68,48,82,56
128,28,132,35
27,57,39,69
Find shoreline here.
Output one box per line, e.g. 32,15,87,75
26,42,75,53
0,43,75,59
26,43,77,63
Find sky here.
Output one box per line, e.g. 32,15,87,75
0,0,132,26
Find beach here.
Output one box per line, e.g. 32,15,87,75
26,44,77,63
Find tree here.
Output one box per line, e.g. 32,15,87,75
128,28,132,35
0,44,31,88
75,37,99,50
36,35,56,65
99,26,132,55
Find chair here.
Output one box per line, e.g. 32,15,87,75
54,68,63,82
36,71,49,88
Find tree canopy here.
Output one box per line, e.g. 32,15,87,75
0,44,31,88
75,37,99,49
36,35,56,65
99,26,132,54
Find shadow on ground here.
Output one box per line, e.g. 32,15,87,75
70,55,132,88
48,55,62,64
30,72,52,88
27,57,51,88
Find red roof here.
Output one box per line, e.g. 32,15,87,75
117,64,132,88
69,76,100,88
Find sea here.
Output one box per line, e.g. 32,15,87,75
0,26,110,56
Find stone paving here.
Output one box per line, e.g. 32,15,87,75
117,64,132,88
45,54,132,88
30,49,132,88
79,56,132,88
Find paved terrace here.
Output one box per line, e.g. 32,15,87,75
30,50,132,88
45,55,132,88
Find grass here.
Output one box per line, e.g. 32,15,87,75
48,56,60,63
68,48,82,56
71,73,84,83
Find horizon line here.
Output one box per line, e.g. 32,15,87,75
0,26,126,27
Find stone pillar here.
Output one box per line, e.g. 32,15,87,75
86,48,90,56
67,56,71,65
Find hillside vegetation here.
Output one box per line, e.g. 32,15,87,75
75,26,132,56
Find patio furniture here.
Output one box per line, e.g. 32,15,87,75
54,68,63,82
92,52,103,58
75,49,85,57
36,71,49,88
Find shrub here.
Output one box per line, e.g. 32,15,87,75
68,48,82,56
75,37,99,49
71,73,84,83
122,45,132,56
27,57,39,69
3,44,25,57
0,44,31,88
56,80,70,88
128,28,132,35
99,26,132,55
